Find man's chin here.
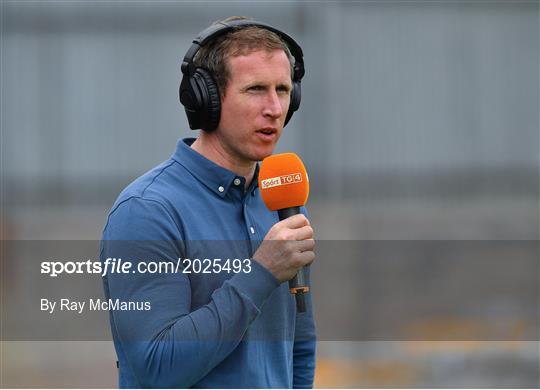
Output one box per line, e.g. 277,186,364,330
252,148,277,162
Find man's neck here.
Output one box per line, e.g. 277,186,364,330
191,136,256,188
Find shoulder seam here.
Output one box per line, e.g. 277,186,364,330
140,160,176,197
104,195,184,238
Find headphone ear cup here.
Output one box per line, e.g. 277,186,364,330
284,81,301,126
179,70,204,130
194,68,221,132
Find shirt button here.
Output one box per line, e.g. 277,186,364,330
250,226,255,234
233,178,241,186
218,186,224,193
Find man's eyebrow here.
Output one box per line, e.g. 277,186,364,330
242,81,292,90
277,83,292,91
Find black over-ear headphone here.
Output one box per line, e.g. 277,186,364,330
179,19,305,132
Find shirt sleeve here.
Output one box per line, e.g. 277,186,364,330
293,206,317,388
100,196,279,388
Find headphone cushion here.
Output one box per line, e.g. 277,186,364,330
196,68,221,131
285,81,301,126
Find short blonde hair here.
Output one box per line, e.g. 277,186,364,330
193,16,294,96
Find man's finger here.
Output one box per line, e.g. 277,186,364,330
278,214,309,229
291,225,314,241
296,250,316,267
295,238,315,253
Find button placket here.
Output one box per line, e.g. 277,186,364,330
243,205,259,244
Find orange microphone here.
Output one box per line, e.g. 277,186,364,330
258,152,310,312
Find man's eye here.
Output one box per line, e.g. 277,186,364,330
248,86,264,91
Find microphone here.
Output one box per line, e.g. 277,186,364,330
258,153,310,312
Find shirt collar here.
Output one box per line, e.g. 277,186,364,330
171,138,259,198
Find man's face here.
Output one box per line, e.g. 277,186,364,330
214,49,292,165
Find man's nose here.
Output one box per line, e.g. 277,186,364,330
262,90,285,119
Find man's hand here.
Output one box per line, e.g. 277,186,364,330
253,214,315,283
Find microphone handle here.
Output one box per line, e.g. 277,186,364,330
277,206,308,313
277,206,301,220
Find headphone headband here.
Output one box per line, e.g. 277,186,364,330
181,20,304,81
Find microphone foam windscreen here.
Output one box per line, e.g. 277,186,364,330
258,152,309,211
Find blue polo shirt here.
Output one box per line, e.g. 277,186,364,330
100,138,316,388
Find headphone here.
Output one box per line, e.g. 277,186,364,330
179,19,305,132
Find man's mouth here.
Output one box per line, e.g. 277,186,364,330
256,128,277,136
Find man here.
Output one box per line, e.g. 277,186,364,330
100,17,316,388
